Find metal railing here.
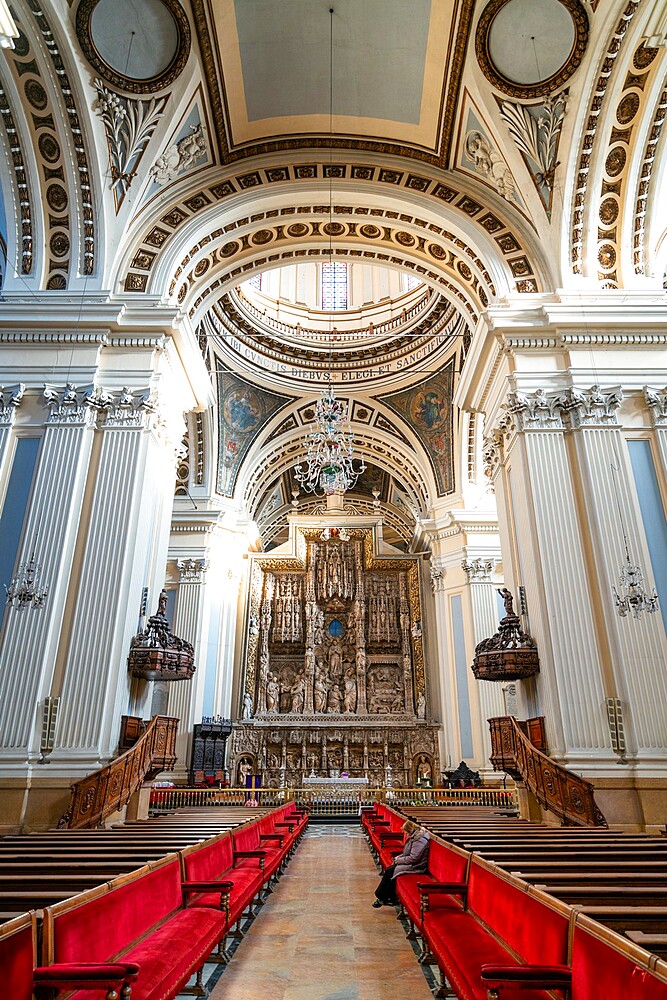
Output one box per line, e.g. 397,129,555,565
148,785,517,818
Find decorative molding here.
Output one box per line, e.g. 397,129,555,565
558,384,623,428
0,383,25,423
76,0,191,95
0,70,33,274
463,127,517,203
177,558,209,584
94,80,168,211
476,0,589,99
499,93,567,218
570,2,641,275
97,386,157,428
430,559,446,593
462,558,494,583
26,0,96,276
643,385,667,426
121,163,539,297
634,86,667,275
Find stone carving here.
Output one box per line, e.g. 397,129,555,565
465,129,516,202
0,383,25,424
93,80,167,206
462,559,494,583
558,385,623,428
177,558,208,584
507,388,562,431
499,93,567,215
242,692,253,720
149,124,208,186
644,386,667,427
266,673,280,712
272,575,302,643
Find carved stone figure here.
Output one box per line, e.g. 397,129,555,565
242,692,253,720
149,124,208,186
416,691,426,720
327,684,342,713
343,665,357,713
465,129,516,202
237,758,251,786
290,671,305,713
417,754,432,784
266,673,279,712
314,665,328,713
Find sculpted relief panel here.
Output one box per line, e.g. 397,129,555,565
247,529,424,721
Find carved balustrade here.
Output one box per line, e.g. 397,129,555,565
59,715,179,829
489,715,607,828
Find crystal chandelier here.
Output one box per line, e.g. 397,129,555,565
613,557,658,619
610,460,658,620
5,553,48,610
294,377,366,496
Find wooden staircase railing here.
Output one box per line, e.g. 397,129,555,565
58,715,179,829
488,715,607,828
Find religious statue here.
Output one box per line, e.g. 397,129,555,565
248,613,259,636
498,587,515,617
327,684,342,713
411,619,422,639
266,672,279,713
417,754,432,785
416,691,426,720
290,671,305,713
314,664,328,713
343,665,357,713
237,758,251,786
328,641,343,677
242,691,253,720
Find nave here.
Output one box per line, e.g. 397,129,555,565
206,826,433,1000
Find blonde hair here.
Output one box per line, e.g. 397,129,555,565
402,819,420,835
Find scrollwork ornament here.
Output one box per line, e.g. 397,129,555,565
462,559,494,583
0,384,25,424
558,384,623,429
43,383,97,425
643,386,667,427
506,388,562,431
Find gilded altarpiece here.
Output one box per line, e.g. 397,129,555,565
229,526,440,788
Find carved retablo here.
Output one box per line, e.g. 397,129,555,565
234,523,437,788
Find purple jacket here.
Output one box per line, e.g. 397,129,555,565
391,830,430,879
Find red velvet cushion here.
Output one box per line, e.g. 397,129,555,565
468,863,568,968
1,921,35,1000
53,860,183,965
572,926,667,999
184,835,234,883
67,908,223,1000
428,841,468,884
233,824,261,854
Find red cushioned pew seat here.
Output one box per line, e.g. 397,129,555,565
41,855,226,1000
422,859,570,1000
397,836,470,931
182,831,264,927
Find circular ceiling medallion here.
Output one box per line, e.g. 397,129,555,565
476,0,588,98
76,0,191,94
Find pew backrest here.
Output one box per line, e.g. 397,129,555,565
0,911,36,1000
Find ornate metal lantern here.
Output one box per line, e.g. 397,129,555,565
471,588,539,682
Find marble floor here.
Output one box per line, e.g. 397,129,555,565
200,825,435,1000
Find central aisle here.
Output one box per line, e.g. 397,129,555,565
207,825,434,1000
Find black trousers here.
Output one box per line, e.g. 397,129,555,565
375,863,398,904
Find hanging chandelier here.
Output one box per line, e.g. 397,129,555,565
5,553,48,610
294,377,366,496
613,557,658,619
610,461,658,620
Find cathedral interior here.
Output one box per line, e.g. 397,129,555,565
2,0,667,844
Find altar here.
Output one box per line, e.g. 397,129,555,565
302,776,368,789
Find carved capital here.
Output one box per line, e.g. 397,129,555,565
43,383,97,426
643,386,667,427
557,384,623,429
462,558,494,583
177,558,209,584
506,388,563,431
98,386,157,429
430,560,447,593
0,383,25,424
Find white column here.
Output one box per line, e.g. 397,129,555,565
561,386,667,760
166,557,209,780
429,558,459,772
463,558,506,767
492,391,614,762
0,384,25,465
51,387,183,770
0,385,97,765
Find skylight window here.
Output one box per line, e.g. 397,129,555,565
321,261,348,311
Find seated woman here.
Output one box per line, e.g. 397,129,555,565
372,819,429,907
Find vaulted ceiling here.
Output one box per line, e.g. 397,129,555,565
2,0,667,543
